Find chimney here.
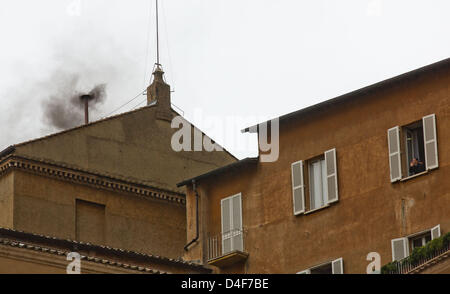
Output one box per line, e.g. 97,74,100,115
80,94,93,125
147,65,172,121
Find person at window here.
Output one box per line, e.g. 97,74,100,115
409,158,425,175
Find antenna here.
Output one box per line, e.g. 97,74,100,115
156,0,160,66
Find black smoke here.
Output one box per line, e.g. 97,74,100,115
42,72,107,130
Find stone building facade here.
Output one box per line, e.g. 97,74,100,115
0,67,236,273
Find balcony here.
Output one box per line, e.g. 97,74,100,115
207,229,248,268
382,240,450,274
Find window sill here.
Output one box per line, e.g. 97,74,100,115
304,204,331,215
400,170,429,182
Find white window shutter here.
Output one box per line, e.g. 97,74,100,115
291,161,305,215
391,237,409,261
422,114,439,170
332,258,344,274
221,197,232,254
297,269,311,274
231,194,243,252
387,126,402,182
325,149,339,204
431,224,441,240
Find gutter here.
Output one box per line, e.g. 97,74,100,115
184,180,199,251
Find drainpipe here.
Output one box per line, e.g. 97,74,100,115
184,180,199,251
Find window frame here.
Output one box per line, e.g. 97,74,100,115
388,114,438,183
221,193,244,255
391,224,441,261
291,148,339,216
308,156,328,211
297,258,344,274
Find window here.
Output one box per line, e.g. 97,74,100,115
309,157,328,210
391,224,441,261
297,258,344,274
410,233,432,251
291,148,338,215
221,193,243,255
403,121,426,177
387,114,439,182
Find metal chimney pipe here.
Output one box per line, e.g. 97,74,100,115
80,94,92,125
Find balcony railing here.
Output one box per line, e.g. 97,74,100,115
384,243,450,274
207,229,248,265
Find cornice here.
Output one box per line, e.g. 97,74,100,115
0,155,186,205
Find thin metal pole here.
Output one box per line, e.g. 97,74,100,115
84,98,89,125
156,0,160,65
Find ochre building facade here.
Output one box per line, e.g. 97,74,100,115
180,58,450,274
0,67,235,273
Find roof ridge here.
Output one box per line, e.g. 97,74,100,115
242,57,450,133
14,104,157,148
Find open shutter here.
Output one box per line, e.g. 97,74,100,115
325,149,339,204
221,197,232,254
423,114,439,170
291,161,305,215
431,224,441,240
387,126,402,182
332,258,344,274
231,194,243,252
391,237,409,261
297,269,311,274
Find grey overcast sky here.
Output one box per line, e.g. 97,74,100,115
0,0,449,159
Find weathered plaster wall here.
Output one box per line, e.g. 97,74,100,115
13,170,187,259
14,106,236,194
0,172,14,228
185,64,450,273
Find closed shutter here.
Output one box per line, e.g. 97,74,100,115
431,224,441,240
221,194,243,255
297,269,311,274
291,161,305,215
325,149,339,204
387,126,402,182
231,194,243,252
332,258,344,274
422,114,439,170
391,237,409,261
221,197,232,254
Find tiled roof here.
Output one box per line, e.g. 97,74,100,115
0,227,210,273
0,237,166,274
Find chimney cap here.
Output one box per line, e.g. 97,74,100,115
80,94,94,101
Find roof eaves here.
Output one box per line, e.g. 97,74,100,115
0,145,15,160
177,157,259,187
0,227,210,272
242,57,450,133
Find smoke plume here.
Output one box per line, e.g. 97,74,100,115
42,73,107,130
